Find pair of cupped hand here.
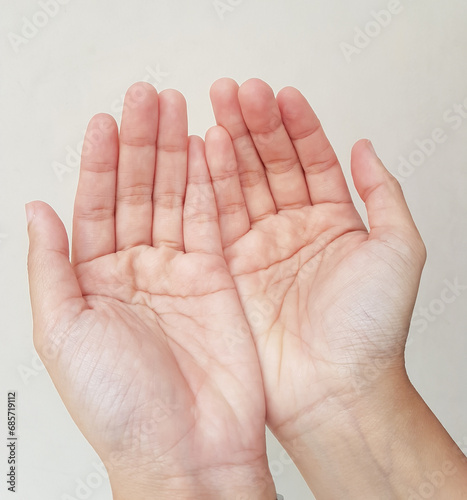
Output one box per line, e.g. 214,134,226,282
26,78,426,499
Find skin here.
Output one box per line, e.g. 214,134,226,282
26,78,467,499
26,82,276,500
207,77,426,429
207,78,467,498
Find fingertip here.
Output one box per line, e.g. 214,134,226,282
210,78,239,100
276,86,303,104
276,87,309,123
188,134,204,149
25,201,36,226
126,81,158,99
351,139,420,237
205,124,230,144
159,88,187,110
87,113,117,132
158,90,188,138
351,138,377,160
122,82,159,118
26,202,86,347
238,80,282,136
26,201,56,225
351,139,377,179
239,77,268,91
238,78,274,106
205,127,237,174
188,135,206,166
81,114,118,161
351,139,397,198
26,202,71,295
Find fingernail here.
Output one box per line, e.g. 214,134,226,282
367,140,376,155
25,203,35,225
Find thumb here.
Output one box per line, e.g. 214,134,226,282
26,201,86,354
351,139,425,253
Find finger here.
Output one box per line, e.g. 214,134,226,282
152,89,188,251
26,202,87,350
210,78,276,222
72,114,118,266
277,87,354,205
351,139,426,254
183,136,223,256
116,82,158,251
205,126,250,248
238,78,311,210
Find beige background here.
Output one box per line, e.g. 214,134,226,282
1,1,466,499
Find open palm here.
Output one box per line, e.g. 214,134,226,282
27,84,274,499
207,79,426,448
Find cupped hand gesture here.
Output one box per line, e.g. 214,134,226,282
207,79,426,450
27,83,275,500
27,77,430,499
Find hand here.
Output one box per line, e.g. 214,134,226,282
206,78,444,496
26,83,275,500
208,77,426,430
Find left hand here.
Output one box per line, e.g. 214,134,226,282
207,77,426,446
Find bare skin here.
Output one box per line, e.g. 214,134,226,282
26,82,276,500
207,77,467,498
207,77,425,428
26,78,467,499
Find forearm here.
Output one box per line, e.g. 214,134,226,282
277,373,467,499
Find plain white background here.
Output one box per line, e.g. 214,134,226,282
1,1,466,499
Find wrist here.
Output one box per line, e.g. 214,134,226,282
275,370,467,499
273,360,410,454
108,459,277,500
